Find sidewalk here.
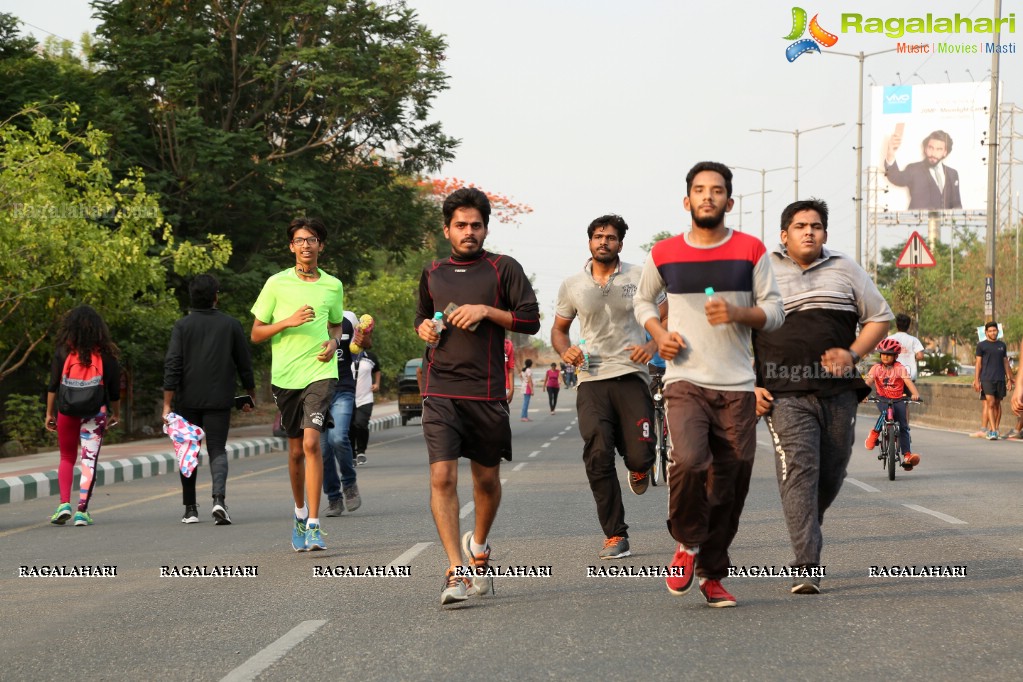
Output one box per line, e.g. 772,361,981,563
0,401,402,506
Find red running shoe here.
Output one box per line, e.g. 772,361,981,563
666,545,695,596
699,579,737,608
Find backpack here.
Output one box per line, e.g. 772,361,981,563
57,350,107,417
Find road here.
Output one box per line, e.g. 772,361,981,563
2,397,1022,681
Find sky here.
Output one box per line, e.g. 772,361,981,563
3,0,1022,340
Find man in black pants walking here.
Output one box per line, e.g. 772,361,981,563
164,274,256,524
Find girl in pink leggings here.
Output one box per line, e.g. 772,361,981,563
44,305,121,526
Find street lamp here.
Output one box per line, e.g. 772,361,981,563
749,123,845,202
735,191,771,232
820,47,897,267
731,165,791,242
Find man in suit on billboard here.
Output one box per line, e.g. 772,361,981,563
884,129,962,210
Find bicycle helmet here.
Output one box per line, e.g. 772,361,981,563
876,337,902,356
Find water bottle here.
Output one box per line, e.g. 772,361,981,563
578,339,590,372
426,312,445,348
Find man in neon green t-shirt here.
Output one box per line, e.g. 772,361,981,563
251,217,344,552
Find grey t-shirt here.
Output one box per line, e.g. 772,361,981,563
555,260,655,384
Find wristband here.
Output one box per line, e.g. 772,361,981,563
848,349,861,365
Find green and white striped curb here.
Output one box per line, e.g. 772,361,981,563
0,437,282,506
0,413,405,505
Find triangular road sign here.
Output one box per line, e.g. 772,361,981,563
896,231,936,268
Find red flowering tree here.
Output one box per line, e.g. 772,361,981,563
421,177,533,224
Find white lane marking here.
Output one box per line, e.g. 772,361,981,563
500,478,508,485
756,440,770,448
513,462,526,472
220,620,327,682
388,542,432,568
903,504,967,525
550,435,559,441
845,477,880,493
541,443,551,448
459,501,475,519
528,450,540,458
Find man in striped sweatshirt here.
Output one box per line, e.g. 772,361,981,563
635,161,784,608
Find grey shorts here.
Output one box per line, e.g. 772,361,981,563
272,379,336,439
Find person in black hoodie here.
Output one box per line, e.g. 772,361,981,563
163,274,255,525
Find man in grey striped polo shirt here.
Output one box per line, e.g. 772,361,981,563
752,198,892,595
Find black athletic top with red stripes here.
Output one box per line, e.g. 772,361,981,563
416,249,540,401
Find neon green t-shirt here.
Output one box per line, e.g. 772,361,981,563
251,268,344,389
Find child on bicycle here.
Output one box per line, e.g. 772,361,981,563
863,337,921,470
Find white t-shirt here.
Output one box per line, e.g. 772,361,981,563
890,331,924,380
352,351,378,407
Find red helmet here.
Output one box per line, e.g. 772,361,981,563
876,337,902,355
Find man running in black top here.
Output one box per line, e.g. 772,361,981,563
416,188,540,606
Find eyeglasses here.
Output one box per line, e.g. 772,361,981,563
291,237,320,246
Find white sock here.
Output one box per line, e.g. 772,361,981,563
295,505,308,520
308,517,319,527
470,535,488,554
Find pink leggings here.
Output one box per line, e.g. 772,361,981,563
57,410,108,512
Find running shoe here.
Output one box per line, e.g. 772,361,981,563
904,452,920,467
73,510,94,526
343,483,362,512
598,535,631,560
212,497,231,525
628,471,649,495
324,498,344,517
987,430,999,441
356,454,367,465
791,574,821,595
700,579,737,607
1005,430,1021,440
181,505,199,524
306,522,326,551
864,430,879,450
460,531,494,596
666,544,696,595
50,502,73,525
292,516,308,552
440,568,471,606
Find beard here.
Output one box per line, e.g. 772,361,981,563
690,204,728,229
592,250,618,264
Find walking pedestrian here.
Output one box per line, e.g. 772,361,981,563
45,305,121,527
163,273,256,524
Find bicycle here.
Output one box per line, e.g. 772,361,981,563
866,396,921,481
649,370,669,486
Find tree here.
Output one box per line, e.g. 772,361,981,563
88,0,457,283
0,105,230,383
421,177,533,224
641,230,674,252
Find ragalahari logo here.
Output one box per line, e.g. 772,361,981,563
784,7,839,62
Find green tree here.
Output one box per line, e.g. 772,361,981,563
89,0,457,283
0,106,230,383
641,230,674,252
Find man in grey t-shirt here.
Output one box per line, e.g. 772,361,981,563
552,214,663,561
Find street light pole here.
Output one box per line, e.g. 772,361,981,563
984,0,1002,323
732,165,793,242
750,123,844,202
736,190,772,232
821,48,897,267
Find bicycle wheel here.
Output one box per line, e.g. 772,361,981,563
885,427,897,481
652,410,667,485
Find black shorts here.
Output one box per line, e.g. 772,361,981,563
422,397,511,467
981,380,1006,400
272,379,336,439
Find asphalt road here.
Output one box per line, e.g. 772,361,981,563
2,395,1022,681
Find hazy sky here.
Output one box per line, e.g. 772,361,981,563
4,0,1021,339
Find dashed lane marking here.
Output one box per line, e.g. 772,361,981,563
387,542,432,568
845,477,880,493
903,503,967,525
220,619,327,682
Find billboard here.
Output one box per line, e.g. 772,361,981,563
870,82,992,212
